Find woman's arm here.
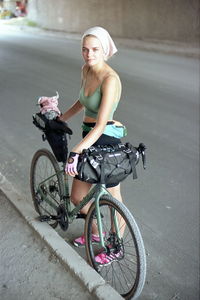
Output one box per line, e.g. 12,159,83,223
72,75,120,153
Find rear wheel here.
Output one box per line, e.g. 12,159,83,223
30,149,63,228
85,195,146,299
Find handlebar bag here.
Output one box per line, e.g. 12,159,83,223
32,113,72,163
44,131,68,163
77,143,138,185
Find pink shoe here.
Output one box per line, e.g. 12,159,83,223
73,233,105,247
95,249,124,266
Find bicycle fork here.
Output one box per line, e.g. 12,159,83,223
94,186,122,250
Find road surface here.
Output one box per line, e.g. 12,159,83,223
0,26,199,300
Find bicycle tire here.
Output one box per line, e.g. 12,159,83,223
85,195,146,299
30,148,64,228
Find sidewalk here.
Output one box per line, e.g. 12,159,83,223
0,173,123,300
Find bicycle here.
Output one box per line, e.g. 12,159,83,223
30,132,147,300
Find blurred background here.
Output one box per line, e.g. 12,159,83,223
0,0,199,44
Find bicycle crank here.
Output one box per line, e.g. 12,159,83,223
57,204,69,231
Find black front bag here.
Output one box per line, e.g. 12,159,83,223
77,143,139,186
32,113,72,163
45,131,68,163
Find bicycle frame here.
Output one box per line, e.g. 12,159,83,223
37,167,121,249
70,182,109,248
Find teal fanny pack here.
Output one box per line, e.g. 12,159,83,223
103,124,127,138
82,123,127,139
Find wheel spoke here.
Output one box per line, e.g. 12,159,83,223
30,149,63,228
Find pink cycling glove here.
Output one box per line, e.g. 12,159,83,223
65,152,79,176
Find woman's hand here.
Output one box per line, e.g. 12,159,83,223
57,115,64,122
65,152,79,176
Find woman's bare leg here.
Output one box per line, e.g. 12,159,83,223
70,178,99,235
70,178,92,214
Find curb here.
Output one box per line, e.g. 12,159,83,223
0,172,123,300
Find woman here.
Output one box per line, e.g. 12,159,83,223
60,26,125,264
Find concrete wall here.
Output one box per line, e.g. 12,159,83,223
27,0,200,43
3,0,16,12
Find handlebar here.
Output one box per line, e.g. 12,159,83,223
32,113,73,135
48,118,73,135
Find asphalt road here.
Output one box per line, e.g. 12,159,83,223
0,26,199,300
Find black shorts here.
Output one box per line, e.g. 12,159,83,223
82,122,121,188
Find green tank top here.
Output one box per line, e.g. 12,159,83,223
79,84,118,119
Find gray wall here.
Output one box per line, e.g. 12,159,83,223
27,0,200,43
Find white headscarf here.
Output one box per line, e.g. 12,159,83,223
82,26,118,59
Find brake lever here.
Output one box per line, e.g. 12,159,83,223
138,143,146,169
142,151,146,169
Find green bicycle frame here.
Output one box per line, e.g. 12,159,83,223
37,168,121,249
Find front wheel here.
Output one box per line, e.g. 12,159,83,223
30,148,64,228
85,195,146,300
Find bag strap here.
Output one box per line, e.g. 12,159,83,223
100,158,106,184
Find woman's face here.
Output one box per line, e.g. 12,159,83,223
82,36,105,66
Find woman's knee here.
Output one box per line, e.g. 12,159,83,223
70,179,91,206
70,192,80,206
